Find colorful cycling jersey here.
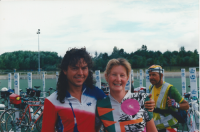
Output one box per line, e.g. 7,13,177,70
41,84,106,132
96,91,153,132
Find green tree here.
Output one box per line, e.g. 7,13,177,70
179,46,186,57
176,55,181,66
142,45,147,51
146,58,153,66
110,46,119,59
102,53,109,60
95,51,98,59
163,51,172,65
0,58,6,69
170,57,176,70
159,54,165,66
172,51,178,56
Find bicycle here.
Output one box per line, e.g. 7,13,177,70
26,86,55,102
26,86,41,101
6,109,30,132
6,103,43,132
0,90,26,132
1,87,55,132
24,86,55,107
0,108,16,132
183,90,200,132
4,94,44,132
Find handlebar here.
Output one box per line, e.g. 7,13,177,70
48,87,56,91
20,97,29,101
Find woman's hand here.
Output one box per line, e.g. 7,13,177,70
144,94,155,112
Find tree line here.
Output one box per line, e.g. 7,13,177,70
0,46,198,72
0,51,62,71
92,46,199,72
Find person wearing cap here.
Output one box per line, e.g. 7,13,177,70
148,65,189,132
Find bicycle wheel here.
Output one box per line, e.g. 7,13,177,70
6,110,30,132
36,113,43,131
0,108,15,132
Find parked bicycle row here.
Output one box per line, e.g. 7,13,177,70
0,86,56,132
182,91,200,132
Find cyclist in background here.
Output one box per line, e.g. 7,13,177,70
148,65,189,132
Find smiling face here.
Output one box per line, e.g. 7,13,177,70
63,58,89,89
106,65,129,94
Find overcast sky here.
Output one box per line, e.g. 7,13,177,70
0,0,199,57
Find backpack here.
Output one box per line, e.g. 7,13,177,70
150,85,187,124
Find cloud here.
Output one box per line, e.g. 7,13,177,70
0,0,198,57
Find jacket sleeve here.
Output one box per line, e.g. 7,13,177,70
170,86,184,103
41,98,57,132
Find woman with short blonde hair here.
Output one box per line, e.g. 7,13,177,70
96,58,157,132
104,58,131,78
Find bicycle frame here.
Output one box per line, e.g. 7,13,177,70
20,101,44,128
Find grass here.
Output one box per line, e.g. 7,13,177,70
0,77,199,96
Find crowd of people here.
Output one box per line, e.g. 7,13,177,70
41,47,189,132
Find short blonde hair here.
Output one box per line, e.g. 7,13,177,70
104,58,131,77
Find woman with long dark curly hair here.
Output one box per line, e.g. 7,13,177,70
56,48,94,103
42,48,106,132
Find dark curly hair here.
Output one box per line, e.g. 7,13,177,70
56,48,94,103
